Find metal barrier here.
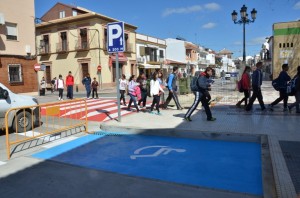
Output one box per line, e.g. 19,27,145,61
5,99,89,159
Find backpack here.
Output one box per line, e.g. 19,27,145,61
237,79,244,92
287,77,298,96
272,78,280,91
190,76,199,91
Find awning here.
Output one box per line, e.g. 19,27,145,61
138,64,161,69
110,52,128,62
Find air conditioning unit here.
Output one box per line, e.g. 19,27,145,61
137,57,144,63
0,13,5,25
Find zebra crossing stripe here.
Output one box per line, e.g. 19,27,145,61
80,106,119,119
61,102,116,117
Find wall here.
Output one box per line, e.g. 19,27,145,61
165,39,185,62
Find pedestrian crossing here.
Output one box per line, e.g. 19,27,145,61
41,99,139,122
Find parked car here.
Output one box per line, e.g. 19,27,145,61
0,83,40,133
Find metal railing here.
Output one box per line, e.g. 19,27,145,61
75,39,89,50
5,99,89,159
56,41,69,53
39,44,51,54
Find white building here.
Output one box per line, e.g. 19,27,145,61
136,33,167,77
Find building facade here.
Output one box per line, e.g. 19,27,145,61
0,0,37,93
136,33,167,78
36,3,137,91
272,21,300,78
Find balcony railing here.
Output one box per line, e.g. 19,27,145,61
39,44,51,55
75,39,89,51
56,41,69,53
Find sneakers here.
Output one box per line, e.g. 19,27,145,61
58,97,61,100
207,117,216,121
184,117,192,121
283,107,288,112
156,112,162,115
149,111,155,114
268,104,274,111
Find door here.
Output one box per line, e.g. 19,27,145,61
45,66,51,84
81,63,89,79
112,63,123,82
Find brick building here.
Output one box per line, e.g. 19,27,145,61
0,0,37,93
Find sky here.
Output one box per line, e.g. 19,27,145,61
34,0,300,58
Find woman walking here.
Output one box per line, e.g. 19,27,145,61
127,75,140,112
149,71,164,115
119,74,128,106
57,74,64,101
184,67,216,121
157,70,166,107
236,66,251,108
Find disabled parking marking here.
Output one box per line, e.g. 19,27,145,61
130,145,186,159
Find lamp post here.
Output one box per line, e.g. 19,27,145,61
231,5,257,63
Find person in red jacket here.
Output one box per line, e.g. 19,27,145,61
66,71,74,99
236,66,251,108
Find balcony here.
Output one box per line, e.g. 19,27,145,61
56,42,69,53
39,44,51,55
75,39,89,51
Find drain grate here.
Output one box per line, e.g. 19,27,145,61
280,141,300,195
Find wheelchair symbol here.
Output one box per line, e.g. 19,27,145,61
130,145,186,160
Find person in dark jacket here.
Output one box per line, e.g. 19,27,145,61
163,66,183,110
246,62,266,111
236,66,251,108
137,73,148,109
269,64,291,111
184,67,216,121
82,73,92,99
288,66,300,113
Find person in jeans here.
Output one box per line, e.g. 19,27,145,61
149,71,164,115
82,73,92,99
157,70,165,107
57,74,64,101
184,67,216,121
288,66,300,113
137,73,148,109
119,74,127,106
66,71,74,99
269,64,291,111
127,75,140,112
236,66,251,108
91,77,99,99
246,62,266,111
164,66,183,110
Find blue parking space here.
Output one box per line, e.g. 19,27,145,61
33,133,263,196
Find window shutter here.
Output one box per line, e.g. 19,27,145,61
145,47,150,55
140,46,145,56
159,50,164,58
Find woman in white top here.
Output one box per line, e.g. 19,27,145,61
149,71,164,115
119,74,127,106
127,75,140,112
56,74,64,100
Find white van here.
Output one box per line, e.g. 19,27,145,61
0,83,40,133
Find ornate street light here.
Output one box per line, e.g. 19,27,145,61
231,5,257,63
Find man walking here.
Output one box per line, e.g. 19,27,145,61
66,71,74,99
245,62,266,111
164,66,183,110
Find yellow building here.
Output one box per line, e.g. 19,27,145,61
272,20,300,78
36,3,137,90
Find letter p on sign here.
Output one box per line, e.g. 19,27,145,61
107,22,125,53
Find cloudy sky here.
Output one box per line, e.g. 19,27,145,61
35,0,300,58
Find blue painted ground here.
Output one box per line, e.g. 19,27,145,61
33,134,263,196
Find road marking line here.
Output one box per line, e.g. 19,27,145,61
0,161,7,166
42,136,78,148
80,106,120,119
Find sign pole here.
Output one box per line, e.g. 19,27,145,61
116,53,121,122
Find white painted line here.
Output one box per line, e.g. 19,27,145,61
42,136,78,148
16,131,42,137
61,102,115,117
80,106,119,119
0,161,7,166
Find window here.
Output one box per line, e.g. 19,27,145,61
291,43,293,48
6,23,17,40
60,32,67,51
287,43,289,48
79,28,88,49
159,50,164,58
59,11,65,18
8,64,22,83
283,43,285,48
279,43,281,48
72,10,77,16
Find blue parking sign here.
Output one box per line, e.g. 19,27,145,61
107,22,125,53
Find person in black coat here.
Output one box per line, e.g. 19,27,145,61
288,66,300,113
269,64,291,111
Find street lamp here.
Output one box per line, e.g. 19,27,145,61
231,5,257,63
